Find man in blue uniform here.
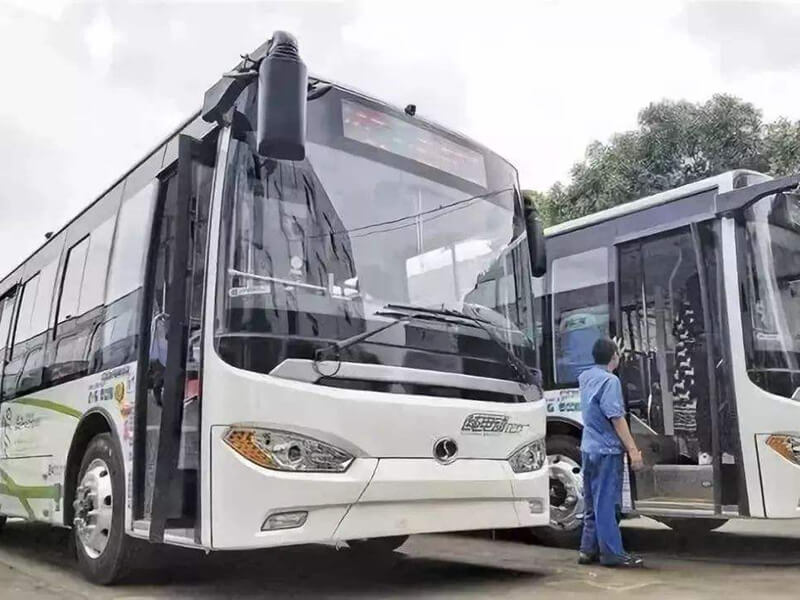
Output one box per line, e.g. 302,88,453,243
578,338,644,568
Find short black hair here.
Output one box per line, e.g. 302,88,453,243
592,337,618,365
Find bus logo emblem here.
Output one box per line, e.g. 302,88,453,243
433,438,459,464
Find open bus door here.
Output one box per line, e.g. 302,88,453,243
134,134,216,543
616,223,734,524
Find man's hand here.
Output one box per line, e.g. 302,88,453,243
628,447,645,471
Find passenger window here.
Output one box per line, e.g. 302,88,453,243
106,182,157,303
552,248,610,385
19,346,44,389
54,333,88,365
0,293,15,370
14,274,40,344
58,237,90,324
30,262,57,337
80,218,114,313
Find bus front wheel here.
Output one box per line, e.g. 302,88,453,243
73,433,135,585
346,535,409,554
531,435,584,548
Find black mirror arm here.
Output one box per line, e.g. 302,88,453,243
201,38,279,126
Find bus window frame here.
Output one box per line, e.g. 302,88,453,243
0,286,19,397
548,247,615,390
54,234,91,336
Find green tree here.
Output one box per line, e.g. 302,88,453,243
532,94,799,227
764,118,800,175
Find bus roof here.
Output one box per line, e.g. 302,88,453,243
544,169,770,238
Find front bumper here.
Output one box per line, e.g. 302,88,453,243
210,426,549,550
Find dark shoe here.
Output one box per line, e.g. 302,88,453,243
601,553,644,568
578,551,599,565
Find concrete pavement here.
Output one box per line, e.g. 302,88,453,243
1,518,799,598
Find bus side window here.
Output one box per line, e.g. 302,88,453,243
56,237,90,328
50,218,115,385
0,292,16,398
551,249,610,386
94,182,157,372
79,218,114,315
4,261,58,398
50,237,90,384
3,277,35,398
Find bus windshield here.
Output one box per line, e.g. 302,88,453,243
742,190,800,399
215,85,534,378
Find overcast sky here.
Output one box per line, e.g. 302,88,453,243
1,0,800,275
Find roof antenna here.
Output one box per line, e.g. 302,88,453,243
44,232,53,240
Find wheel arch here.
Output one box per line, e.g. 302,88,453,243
546,417,582,442
63,408,124,528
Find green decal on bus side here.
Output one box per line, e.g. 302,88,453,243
11,397,82,419
0,467,62,520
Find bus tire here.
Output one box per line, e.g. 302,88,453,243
73,433,134,585
346,535,409,554
531,434,584,548
658,517,728,536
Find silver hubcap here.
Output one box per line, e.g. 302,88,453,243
73,458,113,559
548,453,584,531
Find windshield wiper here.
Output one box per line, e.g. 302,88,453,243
313,304,479,364
382,303,491,323
386,303,536,386
314,303,536,386
458,304,537,386
313,310,425,365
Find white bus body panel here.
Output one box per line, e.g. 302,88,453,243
755,434,800,518
203,351,548,550
0,363,135,527
721,217,800,518
545,388,582,421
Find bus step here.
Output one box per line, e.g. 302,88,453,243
636,464,714,502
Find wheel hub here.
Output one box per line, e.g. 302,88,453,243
548,454,584,531
73,458,113,559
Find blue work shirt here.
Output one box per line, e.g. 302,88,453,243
579,366,626,455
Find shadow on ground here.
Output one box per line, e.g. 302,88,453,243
0,522,543,596
489,521,800,567
3,519,800,597
619,525,800,566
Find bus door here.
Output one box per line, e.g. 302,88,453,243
134,134,215,543
617,224,727,515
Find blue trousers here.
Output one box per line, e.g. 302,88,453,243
580,452,625,561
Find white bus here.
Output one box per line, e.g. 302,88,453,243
527,170,800,545
0,32,549,583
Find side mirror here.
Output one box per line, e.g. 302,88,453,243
523,192,547,278
257,31,307,160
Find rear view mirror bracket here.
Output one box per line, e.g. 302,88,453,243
202,31,308,161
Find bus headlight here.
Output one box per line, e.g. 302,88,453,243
224,427,354,473
508,438,547,473
766,434,800,465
